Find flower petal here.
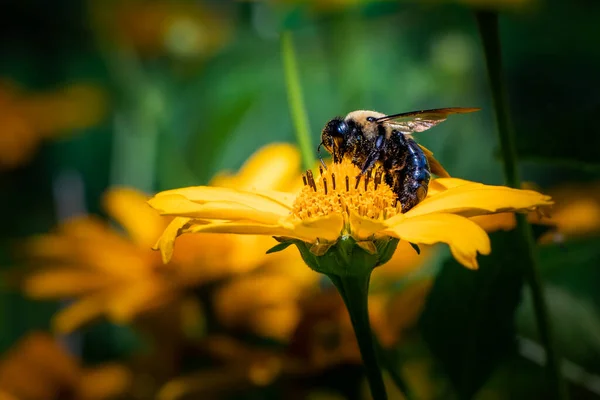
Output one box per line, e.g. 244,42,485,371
407,183,553,219
52,293,109,334
29,217,152,279
77,364,131,400
107,279,173,322
23,269,114,298
348,209,387,240
182,213,343,244
210,143,301,192
153,217,192,263
149,194,286,225
102,187,165,250
151,186,291,214
383,213,491,269
427,177,473,196
280,214,344,242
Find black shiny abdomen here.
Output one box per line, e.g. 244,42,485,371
383,135,431,213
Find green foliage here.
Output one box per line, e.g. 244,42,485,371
419,230,527,399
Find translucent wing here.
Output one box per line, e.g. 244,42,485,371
377,107,480,134
419,144,450,178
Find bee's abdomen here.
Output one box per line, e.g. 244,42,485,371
395,139,431,212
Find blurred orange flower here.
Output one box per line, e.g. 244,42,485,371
92,0,232,60
0,333,130,400
23,144,319,341
0,81,108,169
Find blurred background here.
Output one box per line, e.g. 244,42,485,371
0,0,599,399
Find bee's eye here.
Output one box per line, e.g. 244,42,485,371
366,116,376,122
336,121,348,135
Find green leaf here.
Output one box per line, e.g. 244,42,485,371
419,230,527,398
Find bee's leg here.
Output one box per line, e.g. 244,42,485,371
358,135,385,175
317,142,328,170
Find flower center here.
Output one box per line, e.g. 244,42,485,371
292,159,400,220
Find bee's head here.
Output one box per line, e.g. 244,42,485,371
321,117,350,161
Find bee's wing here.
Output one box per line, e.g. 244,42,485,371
380,107,480,134
419,144,450,178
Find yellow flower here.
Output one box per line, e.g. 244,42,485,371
0,81,107,169
0,332,130,400
149,158,552,270
23,144,318,341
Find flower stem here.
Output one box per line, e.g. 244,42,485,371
373,337,414,400
328,273,388,400
475,11,568,399
281,30,316,170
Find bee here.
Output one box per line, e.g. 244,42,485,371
319,107,480,212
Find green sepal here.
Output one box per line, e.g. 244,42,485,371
292,235,399,277
265,241,295,254
409,242,421,255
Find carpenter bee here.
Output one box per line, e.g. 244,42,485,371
319,107,480,212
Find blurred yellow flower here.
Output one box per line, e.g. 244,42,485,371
149,159,552,270
471,181,600,244
0,332,130,400
0,81,107,169
288,278,431,370
92,0,232,60
23,144,319,341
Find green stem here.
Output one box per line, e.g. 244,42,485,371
373,337,414,400
281,30,316,170
475,11,568,399
329,273,388,400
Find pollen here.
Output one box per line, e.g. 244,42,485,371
293,159,399,221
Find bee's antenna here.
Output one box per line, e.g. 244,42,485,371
317,142,327,170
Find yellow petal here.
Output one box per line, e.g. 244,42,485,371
247,306,301,342
53,293,109,334
214,275,302,321
107,279,173,322
153,217,192,263
24,269,115,298
348,209,387,240
149,194,285,225
185,221,311,242
103,187,166,250
77,364,131,400
427,177,473,196
186,214,343,243
384,213,491,269
279,213,344,242
150,186,291,215
252,189,297,209
35,217,153,279
173,233,271,280
406,183,553,219
210,143,301,192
